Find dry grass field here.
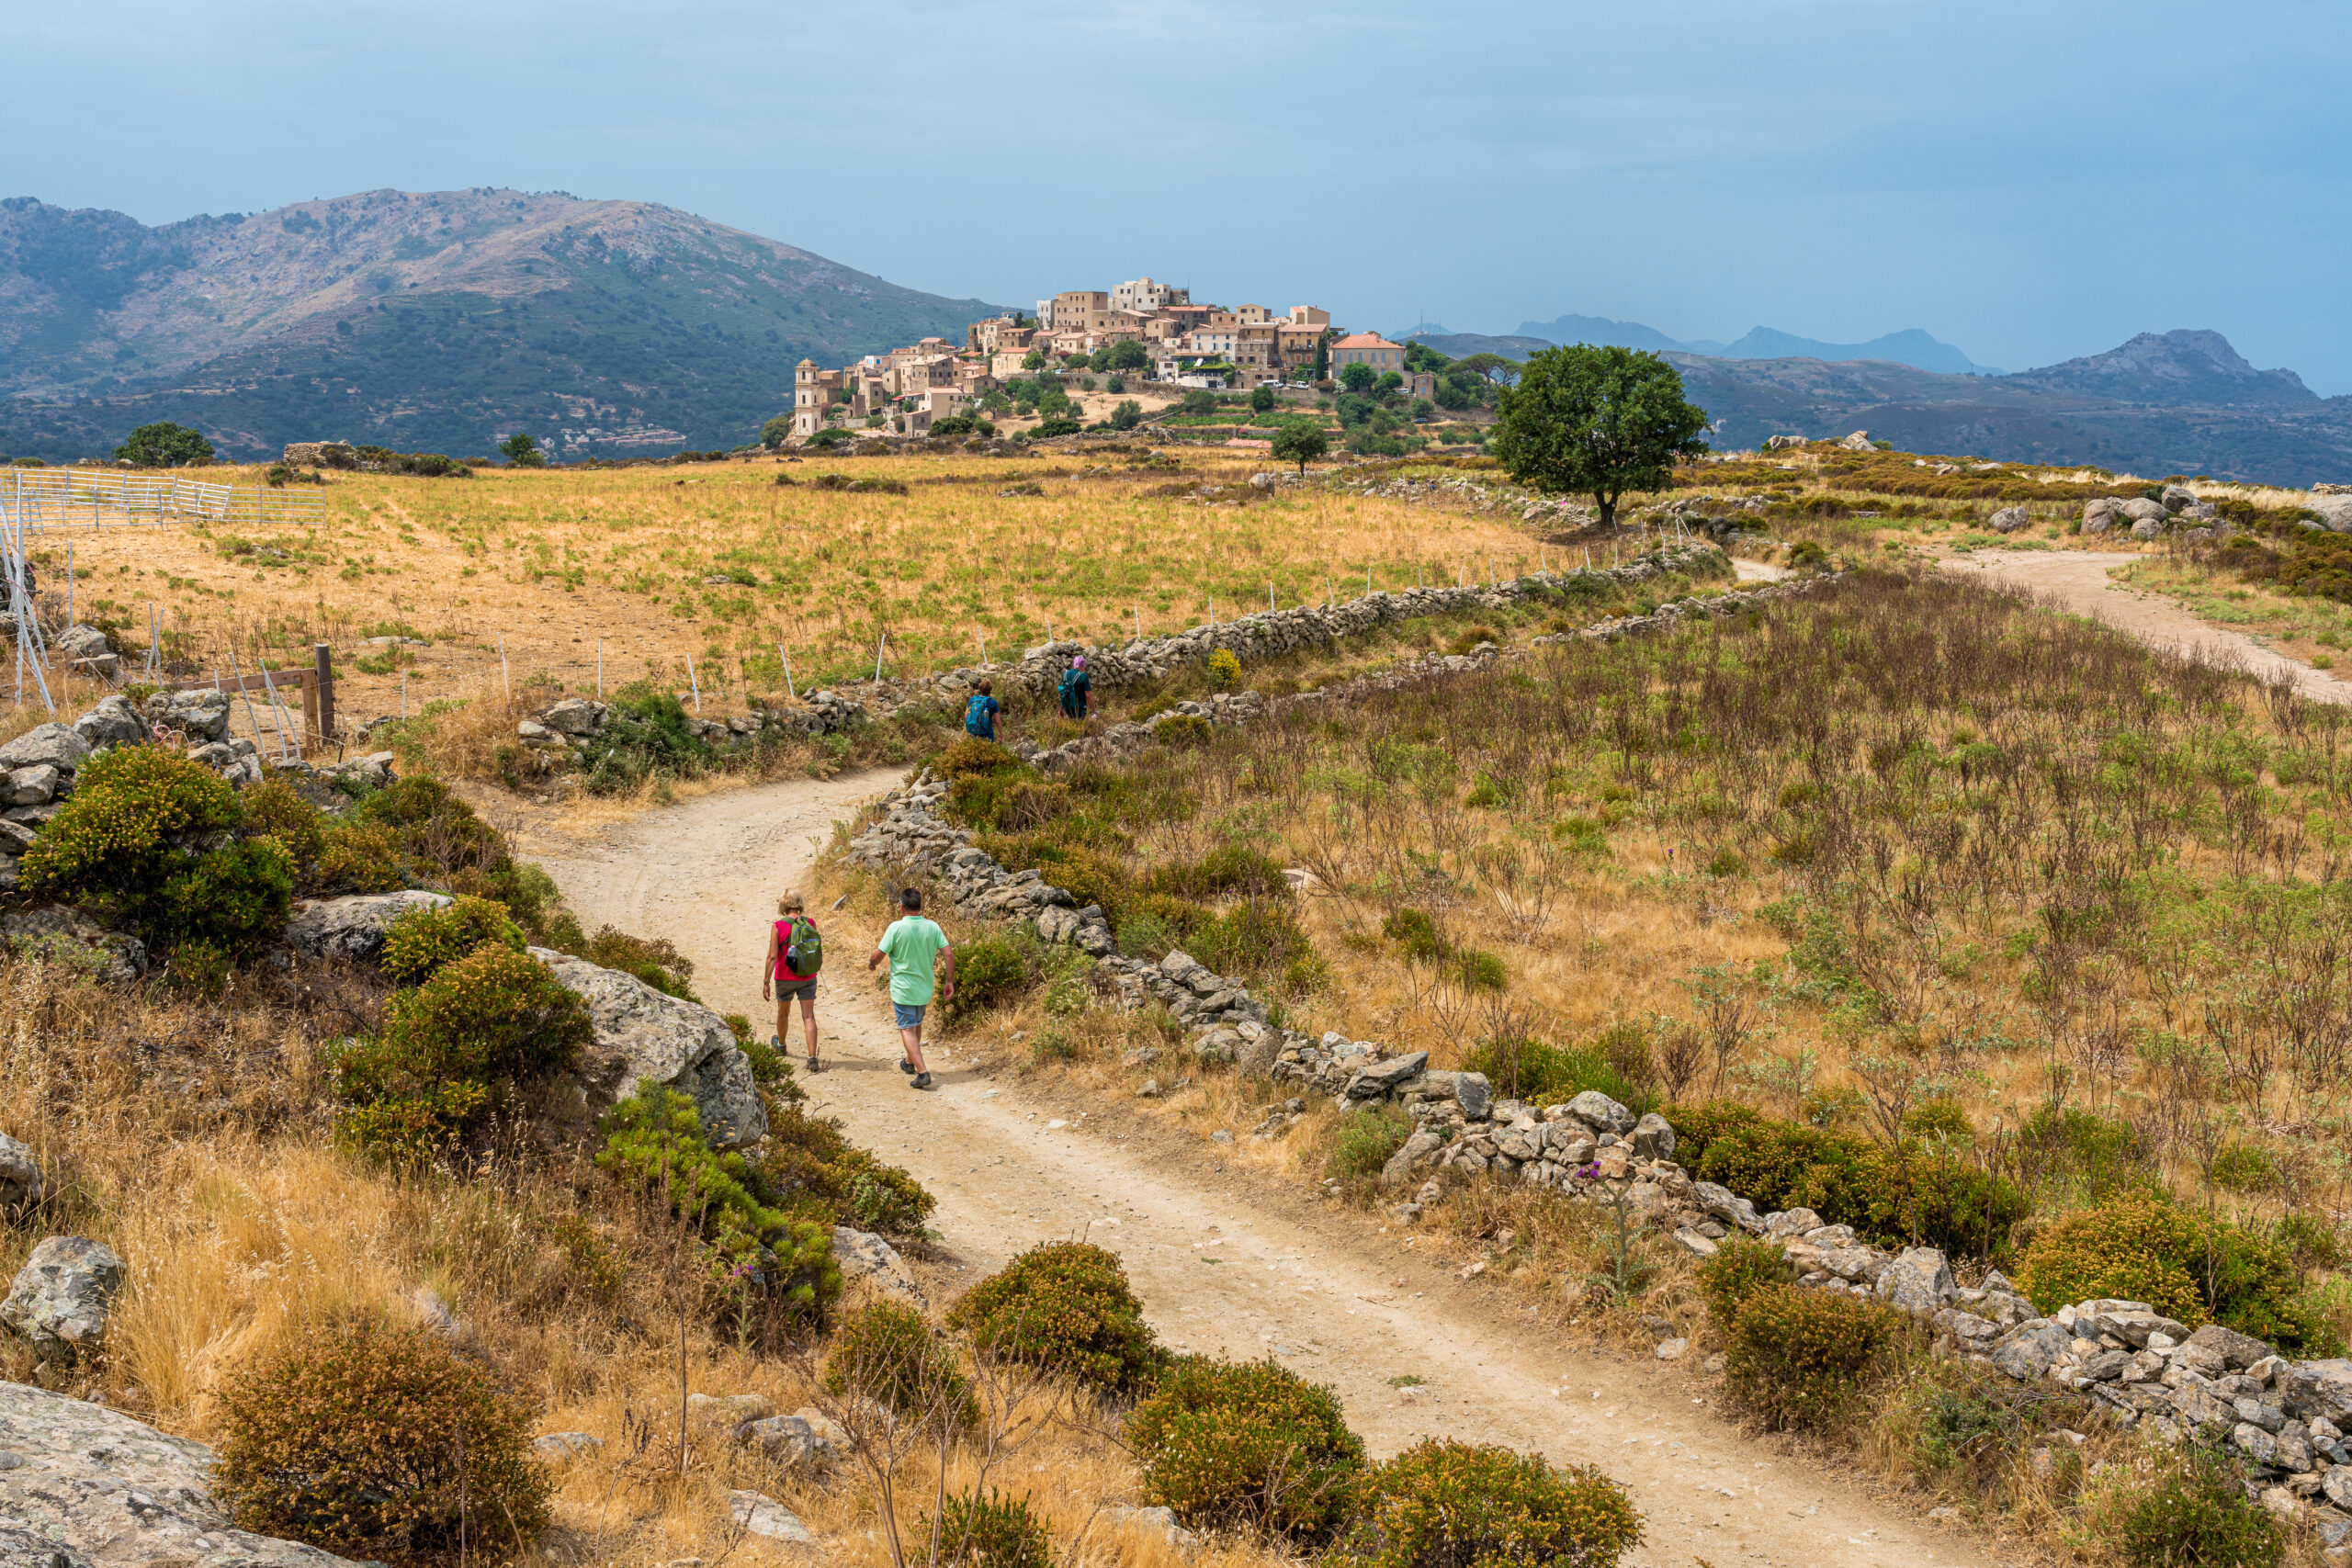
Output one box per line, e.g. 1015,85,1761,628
9,450,1550,739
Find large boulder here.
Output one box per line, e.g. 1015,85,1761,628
1565,1090,1634,1135
0,1237,126,1353
1990,1319,2071,1381
1628,1112,1676,1160
1989,507,2031,533
2161,484,2199,513
2177,1322,2274,1375
534,949,767,1147
142,689,233,743
2083,498,2122,534
286,891,452,964
2311,496,2352,534
0,724,90,775
537,698,606,737
72,695,145,750
0,1380,359,1568
1874,1247,1956,1314
2120,497,2167,525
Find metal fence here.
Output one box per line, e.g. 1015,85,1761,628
2,468,324,531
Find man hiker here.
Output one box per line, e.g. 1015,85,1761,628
1057,654,1091,721
964,677,1002,740
869,886,954,1090
763,890,824,1071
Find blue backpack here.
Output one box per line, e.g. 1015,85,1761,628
965,692,995,736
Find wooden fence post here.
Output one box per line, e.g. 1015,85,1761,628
312,642,334,740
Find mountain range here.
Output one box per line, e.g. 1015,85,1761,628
0,188,1002,461
1408,316,1999,375
1405,323,2347,485
1,190,2346,484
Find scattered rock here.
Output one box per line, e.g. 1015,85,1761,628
0,1137,40,1212
1,908,146,985
1656,1337,1689,1360
1,1237,126,1354
1989,506,2031,533
728,1490,813,1543
1875,1247,1956,1314
535,1431,605,1461
0,725,89,775
831,1227,925,1309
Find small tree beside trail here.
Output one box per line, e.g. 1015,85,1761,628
1272,420,1328,474
1489,344,1709,528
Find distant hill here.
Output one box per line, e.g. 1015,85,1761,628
1510,313,1995,375
1404,331,1553,362
1668,333,2352,486
2003,330,2312,407
0,188,1007,461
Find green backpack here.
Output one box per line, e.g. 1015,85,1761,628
783,918,824,977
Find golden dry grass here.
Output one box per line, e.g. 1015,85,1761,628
0,954,1288,1568
11,450,1550,739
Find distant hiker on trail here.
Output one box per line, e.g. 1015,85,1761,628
1057,655,1091,721
964,678,1002,741
870,886,954,1091
763,890,825,1072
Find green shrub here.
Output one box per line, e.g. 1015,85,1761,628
240,776,328,877
2018,1192,2328,1351
823,1301,976,1427
333,946,592,1153
946,1242,1163,1398
924,1489,1054,1568
1129,1357,1364,1539
753,1105,935,1235
19,744,245,944
212,1321,551,1566
1461,1037,1651,1115
1340,1438,1643,1568
577,682,717,794
1688,1113,2028,1258
947,933,1028,1019
1903,1100,1974,1141
577,923,696,998
1153,713,1216,747
164,838,296,962
2091,1444,2283,1568
379,896,524,984
1328,1106,1409,1182
1723,1284,1899,1431
1698,1236,1796,1326
316,818,409,892
1145,843,1289,899
1382,907,1446,964
1206,649,1242,689
1662,1100,1763,1168
1194,897,1317,983
1116,893,1208,959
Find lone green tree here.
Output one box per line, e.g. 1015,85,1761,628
499,431,546,466
1489,344,1709,527
116,422,214,468
1250,384,1276,412
1272,420,1328,475
1109,400,1143,432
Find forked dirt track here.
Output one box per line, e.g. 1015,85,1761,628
537,775,1992,1568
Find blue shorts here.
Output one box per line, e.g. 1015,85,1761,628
893,1002,928,1031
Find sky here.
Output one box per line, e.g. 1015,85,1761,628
6,0,2351,389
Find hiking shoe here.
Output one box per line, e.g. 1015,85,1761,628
770,1033,784,1051
899,1059,918,1075
910,1072,934,1091
805,1056,824,1074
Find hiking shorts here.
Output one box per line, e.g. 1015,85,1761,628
893,1002,928,1031
775,976,816,1002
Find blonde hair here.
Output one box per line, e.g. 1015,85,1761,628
777,890,806,914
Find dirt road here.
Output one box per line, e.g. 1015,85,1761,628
1943,549,2350,705
537,773,1987,1568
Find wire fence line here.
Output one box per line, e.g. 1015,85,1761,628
3,469,324,532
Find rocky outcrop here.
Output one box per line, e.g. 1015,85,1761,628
1,909,145,984
533,950,766,1147
1,1238,125,1355
286,892,451,964
0,1380,358,1568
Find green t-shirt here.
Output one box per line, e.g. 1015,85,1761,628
877,916,950,1005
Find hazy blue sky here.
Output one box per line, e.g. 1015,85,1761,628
7,1,2349,389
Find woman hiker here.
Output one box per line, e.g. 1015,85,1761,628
1057,654,1091,721
763,890,824,1071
